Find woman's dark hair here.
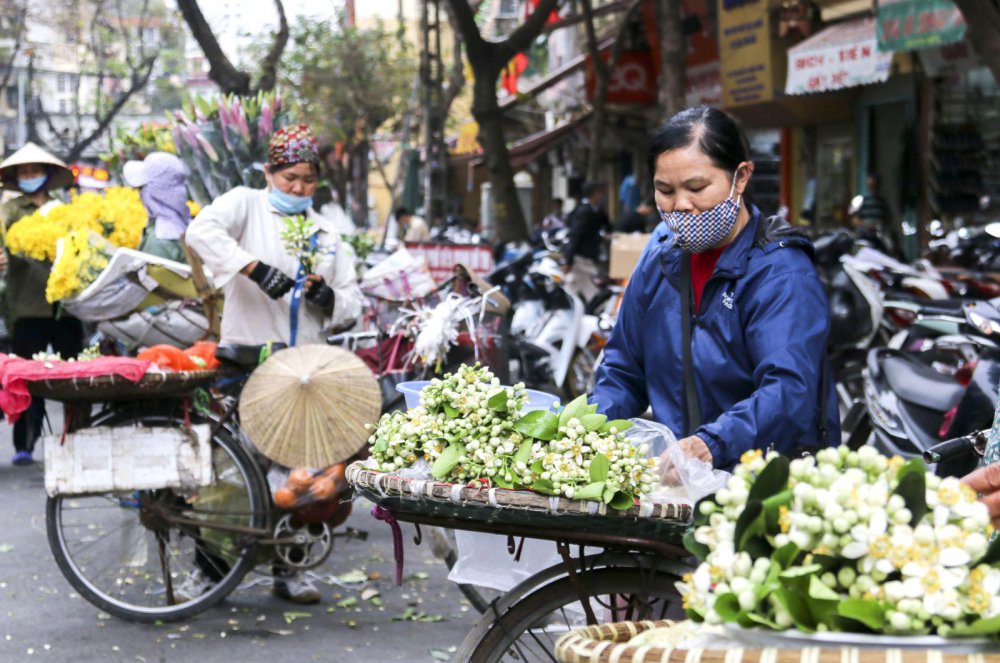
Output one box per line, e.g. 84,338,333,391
647,106,750,178
268,161,320,175
395,206,412,219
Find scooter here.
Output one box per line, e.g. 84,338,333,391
861,299,1000,460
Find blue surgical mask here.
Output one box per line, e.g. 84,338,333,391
18,175,47,193
268,187,312,215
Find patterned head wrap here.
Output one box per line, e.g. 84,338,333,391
268,124,320,167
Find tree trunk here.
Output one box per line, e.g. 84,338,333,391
473,75,528,243
656,0,687,121
351,140,370,228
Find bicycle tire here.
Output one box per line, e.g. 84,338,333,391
459,566,681,663
46,409,269,623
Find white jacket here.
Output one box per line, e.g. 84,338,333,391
186,187,363,346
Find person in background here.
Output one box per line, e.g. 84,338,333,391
852,172,900,256
312,185,356,237
0,143,80,466
122,151,191,263
562,181,610,302
186,125,363,604
541,197,565,233
395,206,430,243
619,172,639,216
616,199,656,234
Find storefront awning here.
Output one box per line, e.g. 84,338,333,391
785,16,894,95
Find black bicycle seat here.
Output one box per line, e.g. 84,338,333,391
215,343,288,370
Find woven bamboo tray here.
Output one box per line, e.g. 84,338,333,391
347,463,692,544
555,621,1000,663
26,370,218,402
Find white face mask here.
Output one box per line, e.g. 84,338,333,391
659,168,742,253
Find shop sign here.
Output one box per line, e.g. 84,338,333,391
585,51,658,105
717,0,774,107
785,17,893,95
404,243,494,283
877,0,966,52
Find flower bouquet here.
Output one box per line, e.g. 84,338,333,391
279,214,320,274
6,186,147,265
170,91,291,205
679,446,1000,640
367,364,655,508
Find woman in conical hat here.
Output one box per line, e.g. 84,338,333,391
0,143,81,467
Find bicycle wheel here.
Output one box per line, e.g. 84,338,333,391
46,410,269,623
459,565,682,663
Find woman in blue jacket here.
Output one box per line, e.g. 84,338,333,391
593,107,838,471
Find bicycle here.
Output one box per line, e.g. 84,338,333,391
347,463,693,662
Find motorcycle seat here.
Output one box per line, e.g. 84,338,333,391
881,355,964,412
215,343,288,371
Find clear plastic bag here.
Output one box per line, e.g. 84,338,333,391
627,418,731,504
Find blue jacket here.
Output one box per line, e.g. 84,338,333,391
593,206,839,470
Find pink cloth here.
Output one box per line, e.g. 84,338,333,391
0,355,151,422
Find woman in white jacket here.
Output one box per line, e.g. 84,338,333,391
185,124,363,604
187,124,362,347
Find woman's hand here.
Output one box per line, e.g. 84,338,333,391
657,435,713,484
961,463,1000,529
305,274,335,309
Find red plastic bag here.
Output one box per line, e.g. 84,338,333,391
137,345,200,371
185,341,220,369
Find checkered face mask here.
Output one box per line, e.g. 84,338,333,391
660,170,741,253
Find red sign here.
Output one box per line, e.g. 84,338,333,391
585,51,658,105
404,243,495,284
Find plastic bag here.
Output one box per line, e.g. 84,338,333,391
268,463,347,511
627,418,731,505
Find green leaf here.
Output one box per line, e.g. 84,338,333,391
808,575,839,601
762,489,793,532
574,481,605,501
443,404,459,419
779,564,823,579
580,413,607,432
683,529,709,560
530,460,545,475
950,614,1000,636
599,419,632,434
431,445,464,480
558,394,589,429
585,403,599,414
772,542,800,570
746,613,780,630
603,484,617,504
747,455,790,503
734,500,765,552
531,479,557,495
775,585,816,631
713,593,742,622
487,388,508,411
893,470,927,526
514,439,533,465
977,532,1000,566
514,410,560,441
692,497,716,527
837,599,887,630
897,456,926,481
589,453,610,482
609,491,635,511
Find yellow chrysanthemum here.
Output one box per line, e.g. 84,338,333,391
45,230,110,302
6,186,147,262
187,200,202,218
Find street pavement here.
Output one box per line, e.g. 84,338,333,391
0,423,480,663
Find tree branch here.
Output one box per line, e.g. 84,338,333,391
67,55,157,162
443,0,486,63
0,1,26,94
254,0,288,93
499,0,561,60
176,0,251,95
440,0,466,115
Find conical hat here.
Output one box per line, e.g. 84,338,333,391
0,142,74,191
239,345,381,468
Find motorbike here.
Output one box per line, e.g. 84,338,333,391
860,298,1000,461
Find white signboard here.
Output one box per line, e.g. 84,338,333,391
785,17,894,95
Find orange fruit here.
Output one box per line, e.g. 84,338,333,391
273,487,298,509
322,463,346,486
310,476,337,501
287,468,314,492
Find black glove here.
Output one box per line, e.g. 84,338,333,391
306,278,335,309
248,261,294,299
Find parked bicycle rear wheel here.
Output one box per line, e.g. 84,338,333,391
46,410,269,622
459,565,682,663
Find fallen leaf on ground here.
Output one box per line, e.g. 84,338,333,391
283,611,312,624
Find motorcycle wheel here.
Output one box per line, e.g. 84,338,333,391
564,347,597,400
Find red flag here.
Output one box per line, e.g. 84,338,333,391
525,0,560,24
501,52,529,95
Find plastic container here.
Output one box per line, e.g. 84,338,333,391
396,380,559,412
